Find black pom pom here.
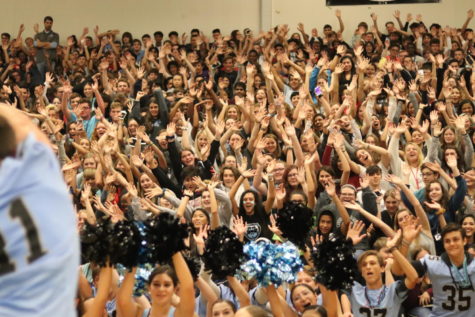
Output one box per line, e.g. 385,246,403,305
109,220,141,269
80,219,112,266
144,212,188,264
183,252,202,281
203,226,244,280
276,201,313,248
311,234,358,290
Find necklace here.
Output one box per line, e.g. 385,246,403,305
364,285,387,308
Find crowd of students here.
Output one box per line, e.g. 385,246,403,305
1,8,475,317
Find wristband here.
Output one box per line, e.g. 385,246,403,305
401,239,411,247
184,194,193,199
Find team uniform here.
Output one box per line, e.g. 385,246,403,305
413,253,475,317
0,133,79,317
350,280,408,317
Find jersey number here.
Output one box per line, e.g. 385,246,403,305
0,199,47,276
359,307,387,317
442,285,471,311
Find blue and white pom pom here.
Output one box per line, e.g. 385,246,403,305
237,240,303,287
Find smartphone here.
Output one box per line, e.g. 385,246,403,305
120,110,127,120
314,86,323,97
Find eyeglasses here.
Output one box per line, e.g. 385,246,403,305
422,172,434,177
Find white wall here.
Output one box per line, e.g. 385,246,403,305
0,0,473,44
272,0,474,43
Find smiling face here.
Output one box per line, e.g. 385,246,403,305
292,285,317,313
149,273,175,304
287,167,299,187
192,209,208,229
356,149,372,166
428,182,443,202
181,150,195,166
443,230,466,259
404,144,419,163
242,192,255,214
462,216,475,237
443,128,456,144
318,170,333,187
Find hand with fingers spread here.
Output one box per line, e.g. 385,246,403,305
193,224,209,255
232,216,247,241
346,221,367,245
268,214,283,237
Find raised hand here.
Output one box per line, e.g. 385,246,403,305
346,220,367,245
386,229,402,249
268,214,283,237
232,216,247,240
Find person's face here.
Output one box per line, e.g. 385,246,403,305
192,210,208,228
442,128,455,144
300,135,316,152
149,273,175,303
428,182,443,202
128,120,138,136
223,58,234,72
462,217,475,237
451,88,461,101
289,75,301,90
360,255,384,285
212,302,234,317
319,215,333,234
222,170,236,187
384,196,400,214
172,75,183,88
227,107,238,120
274,163,285,181
83,84,93,98
255,89,266,101
287,168,299,187
368,172,381,187
318,170,332,186
461,103,474,115
340,187,356,203
443,231,466,259
243,193,255,214
183,177,197,191
404,144,419,163
181,150,195,166
454,50,464,61
71,97,81,109
356,149,372,166
110,107,121,122
292,285,317,313
233,86,245,97
342,59,352,72
44,19,53,31
140,174,154,190
390,46,400,58
224,156,237,168
412,131,423,144
149,103,159,117
421,168,437,185
264,137,277,153
296,271,317,289
79,138,90,148
444,149,458,162
117,81,129,94
430,42,440,54
83,157,96,169
96,123,107,137
79,102,92,119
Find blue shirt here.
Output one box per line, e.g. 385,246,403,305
0,134,79,317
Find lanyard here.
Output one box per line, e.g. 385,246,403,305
409,166,420,190
365,285,387,308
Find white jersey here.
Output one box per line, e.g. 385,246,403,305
350,280,407,317
414,254,475,317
